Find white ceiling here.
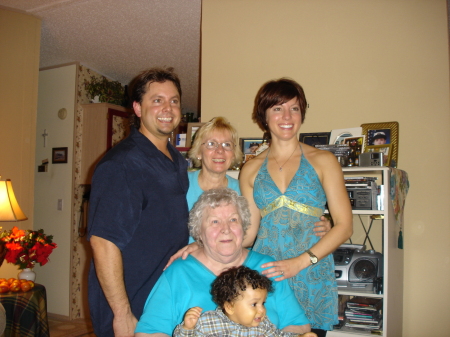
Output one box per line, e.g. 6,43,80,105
0,0,202,113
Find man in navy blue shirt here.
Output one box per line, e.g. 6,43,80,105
87,67,189,337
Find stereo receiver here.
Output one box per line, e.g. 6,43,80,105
345,177,378,210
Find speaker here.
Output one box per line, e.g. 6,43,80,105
349,256,381,283
334,245,383,292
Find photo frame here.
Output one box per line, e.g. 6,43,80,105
329,127,363,145
365,144,393,167
299,132,331,147
239,138,263,162
361,122,399,167
186,122,205,147
342,135,366,153
52,147,68,164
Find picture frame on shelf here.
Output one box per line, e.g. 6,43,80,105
329,127,363,145
365,144,393,167
52,147,68,164
186,122,205,147
299,132,331,146
361,121,399,167
342,135,366,153
239,138,263,163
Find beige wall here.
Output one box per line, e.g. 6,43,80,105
34,64,77,316
201,0,450,336
0,8,40,277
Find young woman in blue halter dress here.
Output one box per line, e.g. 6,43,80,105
240,78,353,337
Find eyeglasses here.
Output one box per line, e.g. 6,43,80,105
201,141,235,151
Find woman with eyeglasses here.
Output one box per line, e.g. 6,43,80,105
185,117,243,243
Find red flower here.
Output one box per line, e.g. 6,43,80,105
30,242,57,266
0,227,57,269
5,246,24,263
10,226,25,239
5,242,23,251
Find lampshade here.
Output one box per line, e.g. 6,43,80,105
0,178,28,221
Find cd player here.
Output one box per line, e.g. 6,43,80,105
333,244,383,292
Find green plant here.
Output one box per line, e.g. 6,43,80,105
84,75,125,105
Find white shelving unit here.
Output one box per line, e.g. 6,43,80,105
328,167,404,337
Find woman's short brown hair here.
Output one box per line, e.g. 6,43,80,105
252,78,308,133
188,117,243,168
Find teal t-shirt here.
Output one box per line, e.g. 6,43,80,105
135,250,310,335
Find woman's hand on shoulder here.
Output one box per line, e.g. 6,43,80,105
164,242,199,270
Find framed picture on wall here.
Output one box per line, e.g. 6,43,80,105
52,147,68,164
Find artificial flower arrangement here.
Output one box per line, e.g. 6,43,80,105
0,226,57,269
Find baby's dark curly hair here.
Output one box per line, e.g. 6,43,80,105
211,266,274,309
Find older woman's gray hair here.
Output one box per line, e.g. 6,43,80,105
189,187,251,244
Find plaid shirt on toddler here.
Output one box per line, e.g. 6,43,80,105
173,307,300,337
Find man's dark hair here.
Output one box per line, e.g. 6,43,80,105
128,67,182,129
211,266,273,309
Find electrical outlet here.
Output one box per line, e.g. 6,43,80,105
57,199,63,211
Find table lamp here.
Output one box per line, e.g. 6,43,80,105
0,177,27,267
0,177,27,222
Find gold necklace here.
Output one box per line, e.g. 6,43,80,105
271,143,299,172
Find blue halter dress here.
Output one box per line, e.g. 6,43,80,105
253,150,338,330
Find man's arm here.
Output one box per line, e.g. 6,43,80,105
90,235,137,337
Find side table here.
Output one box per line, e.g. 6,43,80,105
0,284,49,337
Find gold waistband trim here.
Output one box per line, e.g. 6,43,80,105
261,195,323,218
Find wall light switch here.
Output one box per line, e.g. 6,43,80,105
57,199,63,211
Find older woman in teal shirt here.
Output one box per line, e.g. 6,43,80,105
135,188,312,336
